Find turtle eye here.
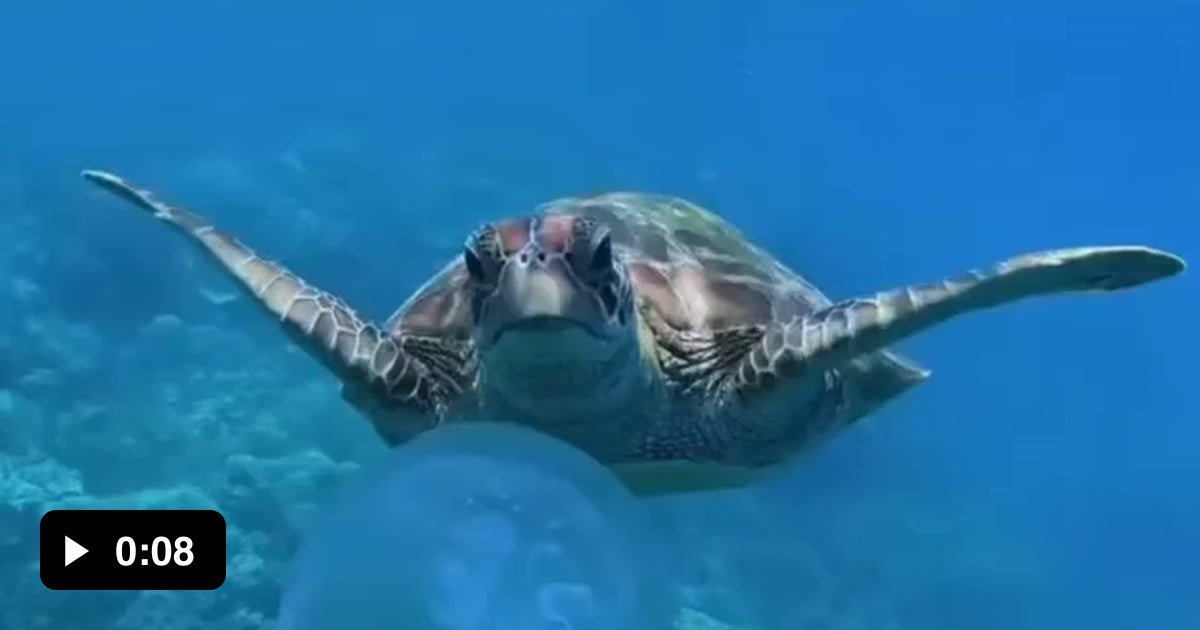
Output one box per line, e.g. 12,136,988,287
589,233,613,273
463,247,490,284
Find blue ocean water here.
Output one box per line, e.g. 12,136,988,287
1,0,1197,628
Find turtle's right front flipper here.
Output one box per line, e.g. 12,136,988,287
81,169,474,444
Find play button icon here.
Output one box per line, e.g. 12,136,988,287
63,536,88,567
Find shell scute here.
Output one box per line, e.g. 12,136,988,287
541,193,830,334
385,260,473,340
628,262,690,330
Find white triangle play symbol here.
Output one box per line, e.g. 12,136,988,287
64,536,88,567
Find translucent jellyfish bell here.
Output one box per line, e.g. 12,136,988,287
277,422,673,630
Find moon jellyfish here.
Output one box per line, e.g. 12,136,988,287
277,422,673,630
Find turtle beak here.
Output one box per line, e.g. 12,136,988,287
483,255,610,344
506,265,573,316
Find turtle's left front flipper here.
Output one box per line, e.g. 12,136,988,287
81,169,472,443
733,245,1186,397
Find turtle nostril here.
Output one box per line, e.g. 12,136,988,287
536,251,547,263
519,252,530,264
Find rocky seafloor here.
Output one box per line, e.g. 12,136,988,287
0,143,1053,630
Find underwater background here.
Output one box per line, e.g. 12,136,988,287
1,0,1198,628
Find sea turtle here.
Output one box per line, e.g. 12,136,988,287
81,169,1186,494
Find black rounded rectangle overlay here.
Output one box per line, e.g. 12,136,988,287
40,509,226,590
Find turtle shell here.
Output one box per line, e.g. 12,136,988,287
385,192,833,340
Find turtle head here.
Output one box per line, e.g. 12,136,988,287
463,214,645,421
